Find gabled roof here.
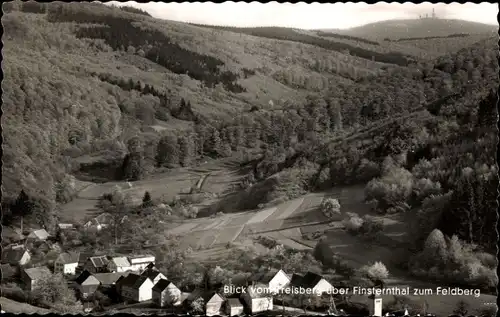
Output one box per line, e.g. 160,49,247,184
250,269,288,284
226,298,243,307
88,255,109,268
56,252,79,264
129,254,155,260
94,272,129,285
2,248,29,263
144,262,157,271
246,284,270,299
78,252,93,264
109,256,131,268
24,266,51,280
116,273,152,289
141,268,164,280
289,273,304,287
27,229,49,240
300,272,325,288
204,292,225,303
152,279,176,292
76,270,95,285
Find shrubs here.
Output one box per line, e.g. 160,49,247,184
343,214,364,233
364,166,413,213
410,231,497,291
361,261,389,281
321,198,341,219
343,213,383,237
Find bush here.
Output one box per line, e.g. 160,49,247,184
359,215,384,236
343,215,364,233
476,252,497,269
412,178,442,202
321,198,341,219
361,261,389,281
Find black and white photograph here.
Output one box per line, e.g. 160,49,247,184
1,1,498,316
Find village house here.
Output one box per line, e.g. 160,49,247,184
22,266,52,291
127,254,155,272
225,297,245,316
250,269,291,294
290,272,333,295
26,229,50,243
57,223,74,231
152,279,182,308
241,284,273,314
142,262,158,272
2,248,30,266
54,252,79,275
116,273,154,302
84,255,110,273
141,268,167,285
93,272,129,290
107,256,132,273
203,292,226,317
75,270,101,299
83,213,113,231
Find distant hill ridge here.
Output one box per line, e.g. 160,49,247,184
322,18,497,40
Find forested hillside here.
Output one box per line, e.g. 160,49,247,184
2,0,498,266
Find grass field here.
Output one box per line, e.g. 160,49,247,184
0,297,51,314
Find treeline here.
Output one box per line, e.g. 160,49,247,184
389,33,470,42
191,24,411,66
46,3,246,93
316,30,380,46
118,5,151,17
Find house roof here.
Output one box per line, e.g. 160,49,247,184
109,256,131,268
2,248,28,263
94,272,129,285
56,252,79,264
144,262,157,271
57,223,74,229
250,269,288,284
116,273,151,289
27,229,49,240
300,272,325,288
89,255,109,268
204,292,225,303
289,273,304,287
129,254,155,260
152,279,175,292
141,268,164,280
246,284,270,299
24,266,51,280
78,252,92,264
75,270,98,285
226,298,243,307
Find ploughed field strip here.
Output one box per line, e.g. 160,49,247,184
269,197,305,220
246,207,278,224
225,213,254,227
211,225,245,246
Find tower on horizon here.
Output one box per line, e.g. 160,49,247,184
432,8,436,19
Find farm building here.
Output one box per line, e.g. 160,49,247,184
142,262,158,272
75,270,101,299
225,298,244,316
93,272,129,289
250,269,291,294
141,268,167,285
54,252,79,275
2,248,30,266
127,254,155,272
241,284,273,314
116,273,154,302
107,256,132,273
204,292,226,316
290,272,333,295
57,223,74,231
84,255,110,273
152,279,181,307
83,213,113,231
22,266,52,291
26,229,50,242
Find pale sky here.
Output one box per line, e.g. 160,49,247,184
107,2,498,29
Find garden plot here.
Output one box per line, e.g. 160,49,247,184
270,197,305,220
198,218,226,231
167,222,203,236
226,213,254,227
178,230,209,249
212,225,245,245
196,230,220,249
246,207,278,224
211,216,233,230
245,219,284,234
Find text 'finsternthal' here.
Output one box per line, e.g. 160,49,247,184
224,285,481,297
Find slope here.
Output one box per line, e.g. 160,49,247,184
336,18,497,40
